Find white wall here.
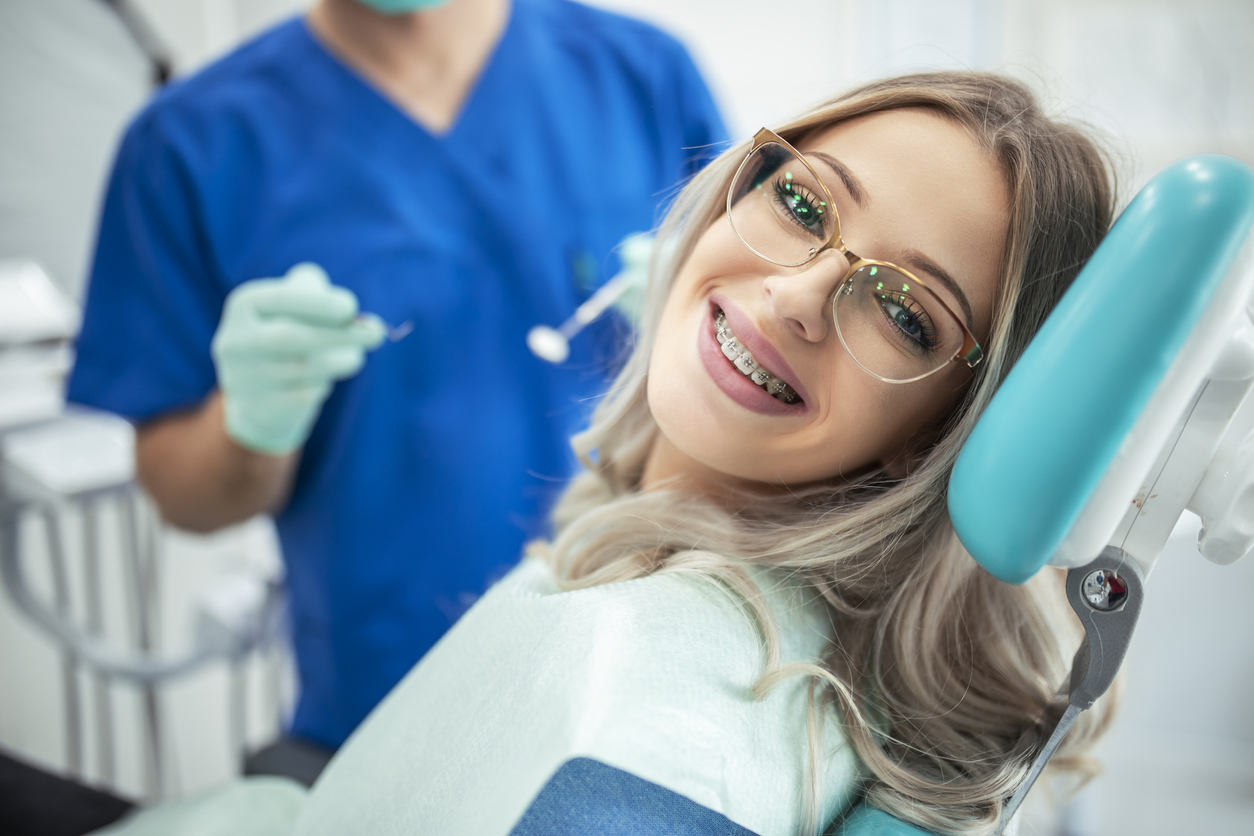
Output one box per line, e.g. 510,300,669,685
0,1,1251,831
0,0,150,302
1090,514,1254,835
592,0,1254,189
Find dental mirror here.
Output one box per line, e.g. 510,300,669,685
527,234,653,364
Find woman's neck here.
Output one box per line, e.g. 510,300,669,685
307,0,510,133
641,433,744,500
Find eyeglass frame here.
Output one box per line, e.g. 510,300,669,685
726,127,985,384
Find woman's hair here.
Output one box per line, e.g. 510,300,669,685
534,71,1117,835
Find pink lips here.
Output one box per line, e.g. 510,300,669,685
699,296,809,416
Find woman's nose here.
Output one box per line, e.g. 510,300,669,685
763,249,851,342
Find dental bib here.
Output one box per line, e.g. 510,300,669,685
290,556,860,836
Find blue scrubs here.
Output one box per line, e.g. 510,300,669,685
69,0,726,748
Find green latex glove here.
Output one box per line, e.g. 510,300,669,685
210,262,385,456
609,232,653,327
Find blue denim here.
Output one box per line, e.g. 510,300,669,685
507,758,935,835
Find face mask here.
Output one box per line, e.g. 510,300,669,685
355,0,454,13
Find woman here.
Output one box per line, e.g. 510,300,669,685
99,71,1117,836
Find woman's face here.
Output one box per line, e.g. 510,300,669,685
646,108,1009,489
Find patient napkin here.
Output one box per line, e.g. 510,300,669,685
292,557,859,836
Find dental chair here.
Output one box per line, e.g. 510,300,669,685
497,154,1254,836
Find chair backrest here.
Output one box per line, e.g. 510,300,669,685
949,155,1254,584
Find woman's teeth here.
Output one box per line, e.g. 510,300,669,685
714,311,801,405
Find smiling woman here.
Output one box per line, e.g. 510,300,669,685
536,71,1117,834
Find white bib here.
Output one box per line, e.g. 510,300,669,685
292,557,861,836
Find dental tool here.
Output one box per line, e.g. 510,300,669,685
384,319,414,342
526,273,633,364
355,315,414,342
528,233,654,364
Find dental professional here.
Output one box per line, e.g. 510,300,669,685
67,0,725,756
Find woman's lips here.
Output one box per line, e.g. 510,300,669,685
698,297,809,416
713,296,810,403
714,311,802,403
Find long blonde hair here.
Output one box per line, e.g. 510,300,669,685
535,72,1117,835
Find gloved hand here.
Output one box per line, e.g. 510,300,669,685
609,232,654,327
210,262,385,456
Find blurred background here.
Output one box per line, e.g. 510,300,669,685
0,1,1251,834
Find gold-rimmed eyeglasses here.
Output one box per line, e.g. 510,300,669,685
727,127,984,384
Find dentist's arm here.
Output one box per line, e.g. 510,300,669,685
136,390,299,532
136,263,384,532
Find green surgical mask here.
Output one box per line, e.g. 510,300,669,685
355,0,454,14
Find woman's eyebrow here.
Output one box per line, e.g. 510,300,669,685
809,152,868,209
901,250,975,330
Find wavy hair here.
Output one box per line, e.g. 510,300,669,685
532,71,1117,835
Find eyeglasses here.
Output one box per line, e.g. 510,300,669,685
727,128,984,384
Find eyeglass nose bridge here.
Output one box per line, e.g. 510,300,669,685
802,233,857,268
829,254,861,326
791,246,859,308
789,250,859,338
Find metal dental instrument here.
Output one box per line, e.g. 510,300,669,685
528,233,653,364
355,316,414,342
384,319,414,342
527,272,633,364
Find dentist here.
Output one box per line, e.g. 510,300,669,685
69,0,725,770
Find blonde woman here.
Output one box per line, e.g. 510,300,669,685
96,71,1117,836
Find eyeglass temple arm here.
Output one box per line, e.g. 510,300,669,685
751,126,782,148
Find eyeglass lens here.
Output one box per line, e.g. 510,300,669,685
834,264,966,382
729,141,966,382
729,143,837,268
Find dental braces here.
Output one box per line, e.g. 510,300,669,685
714,311,801,404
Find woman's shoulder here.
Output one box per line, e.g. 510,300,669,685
488,556,830,676
480,557,861,831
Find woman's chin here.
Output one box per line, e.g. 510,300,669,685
645,401,795,491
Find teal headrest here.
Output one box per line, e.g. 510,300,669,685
948,155,1254,585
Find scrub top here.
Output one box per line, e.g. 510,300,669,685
69,0,727,748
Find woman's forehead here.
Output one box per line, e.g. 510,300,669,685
796,109,1002,204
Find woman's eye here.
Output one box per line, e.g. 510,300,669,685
877,293,940,354
771,177,826,237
